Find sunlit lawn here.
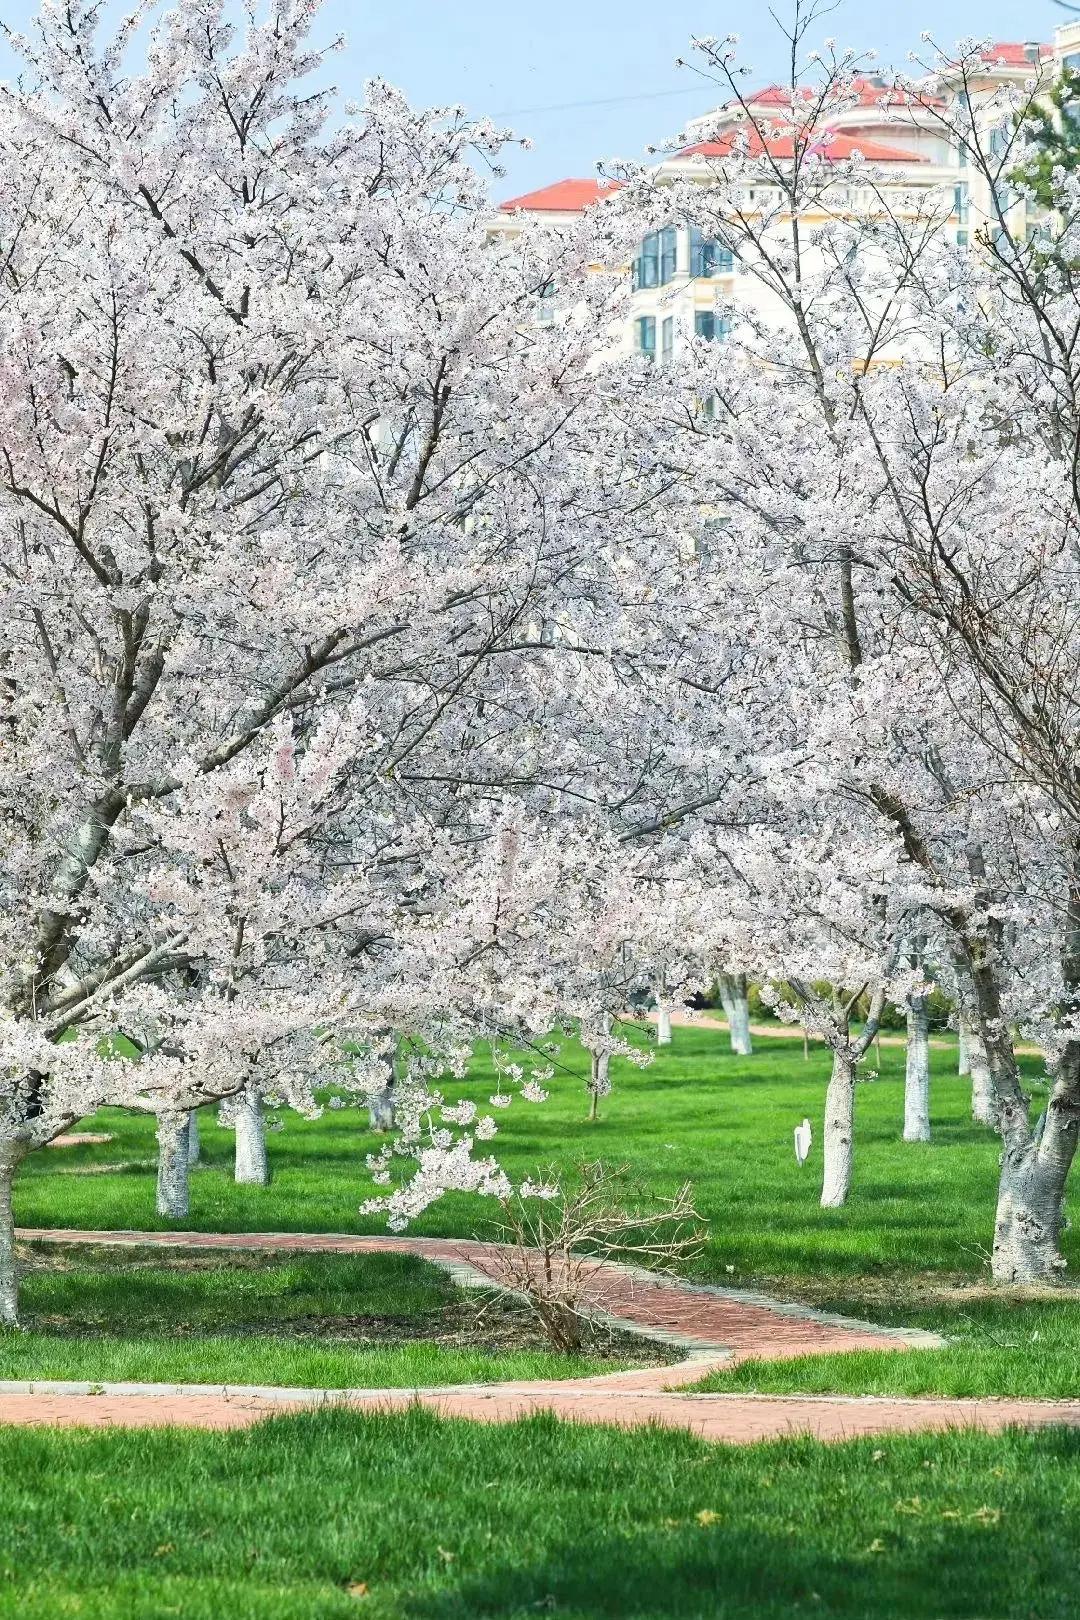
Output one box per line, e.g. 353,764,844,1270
0,1247,625,1388
12,1023,1079,1398
5,1025,1080,1610
15,1023,1053,1283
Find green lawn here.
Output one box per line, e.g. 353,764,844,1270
15,1025,1053,1281
0,1247,631,1388
5,1026,1080,1617
695,1292,1080,1400
11,1026,1080,1396
0,1406,1073,1618
0,1333,606,1389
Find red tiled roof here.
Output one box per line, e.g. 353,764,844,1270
498,178,622,213
678,129,927,163
742,85,809,107
737,78,897,109
729,76,944,114
979,41,1050,66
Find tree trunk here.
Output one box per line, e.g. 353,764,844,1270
967,1023,995,1126
718,974,752,1056
992,1043,1080,1283
156,1111,190,1220
587,1047,611,1120
0,1147,22,1327
821,1050,855,1208
656,1003,672,1045
368,1077,396,1133
234,1088,270,1186
903,994,931,1142
958,1022,970,1077
586,1014,612,1121
187,1109,200,1165
953,928,1079,1282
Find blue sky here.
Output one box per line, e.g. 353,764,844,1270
0,0,1061,198
319,0,1062,198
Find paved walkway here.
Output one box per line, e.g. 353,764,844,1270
3,1381,1080,1443
16,1226,939,1361
647,1008,1042,1057
6,1227,1077,1445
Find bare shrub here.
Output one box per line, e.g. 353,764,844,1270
472,1161,705,1353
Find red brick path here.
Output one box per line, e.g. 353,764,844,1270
15,1227,914,1362
9,1227,1078,1446
2,1386,1080,1443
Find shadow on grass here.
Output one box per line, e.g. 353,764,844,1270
411,1529,1045,1619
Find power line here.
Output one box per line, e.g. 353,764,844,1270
491,86,712,120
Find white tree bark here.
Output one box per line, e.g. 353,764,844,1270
958,1022,971,1077
0,1147,21,1326
156,1111,191,1219
588,1047,612,1120
729,995,752,1057
656,1002,672,1045
967,1024,996,1127
234,1088,269,1186
992,1061,1079,1283
587,1014,613,1120
186,1109,200,1165
903,994,931,1142
956,947,1077,1281
821,1050,856,1208
718,974,753,1056
368,1077,396,1132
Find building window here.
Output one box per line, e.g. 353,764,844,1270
660,226,678,284
957,229,968,247
661,316,674,363
953,183,969,224
989,123,1010,160
636,315,656,359
695,310,730,342
690,228,733,278
633,233,660,290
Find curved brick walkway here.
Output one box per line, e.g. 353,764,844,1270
8,1227,1078,1445
16,1226,936,1362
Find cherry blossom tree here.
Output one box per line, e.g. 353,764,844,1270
0,0,643,1321
608,12,1080,1278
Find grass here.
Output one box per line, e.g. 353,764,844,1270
15,1025,1055,1282
0,1333,606,1388
1,1247,633,1388
12,1024,1080,1396
0,1406,1075,1618
695,1292,1080,1400
18,1247,457,1327
4,1024,1080,1615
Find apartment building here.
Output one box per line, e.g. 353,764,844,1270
491,36,1062,360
